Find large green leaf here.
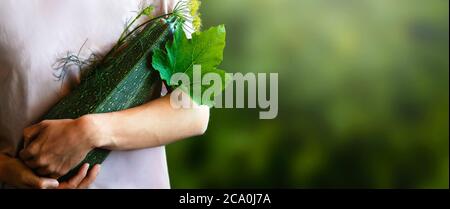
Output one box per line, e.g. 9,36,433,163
152,24,228,106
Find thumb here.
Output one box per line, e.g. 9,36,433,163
26,174,59,189
37,178,60,189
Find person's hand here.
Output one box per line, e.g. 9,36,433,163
57,163,101,189
0,154,101,189
0,154,59,189
19,116,102,178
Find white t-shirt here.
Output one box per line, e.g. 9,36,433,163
0,0,180,189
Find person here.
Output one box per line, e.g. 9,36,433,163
0,0,209,189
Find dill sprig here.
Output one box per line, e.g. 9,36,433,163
52,39,99,86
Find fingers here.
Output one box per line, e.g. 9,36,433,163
23,155,47,169
20,121,47,160
78,164,101,189
23,155,64,177
37,178,60,189
60,163,90,189
23,122,44,148
23,173,59,189
57,164,101,189
19,141,41,161
35,165,60,177
35,167,51,176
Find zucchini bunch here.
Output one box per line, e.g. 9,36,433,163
37,1,227,183
45,8,184,182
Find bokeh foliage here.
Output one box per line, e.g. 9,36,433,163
166,0,449,188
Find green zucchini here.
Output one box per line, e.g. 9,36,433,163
42,18,176,182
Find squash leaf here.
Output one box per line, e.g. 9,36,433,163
152,24,228,106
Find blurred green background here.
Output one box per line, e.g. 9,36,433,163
166,0,449,188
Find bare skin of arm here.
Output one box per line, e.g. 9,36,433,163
18,90,209,178
92,91,210,150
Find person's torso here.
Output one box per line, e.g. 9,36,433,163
0,0,173,189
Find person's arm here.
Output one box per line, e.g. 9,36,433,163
19,90,209,177
0,154,59,189
0,154,100,189
90,91,210,150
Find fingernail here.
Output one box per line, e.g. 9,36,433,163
43,179,59,189
83,163,90,172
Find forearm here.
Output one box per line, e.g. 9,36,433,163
86,91,210,150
